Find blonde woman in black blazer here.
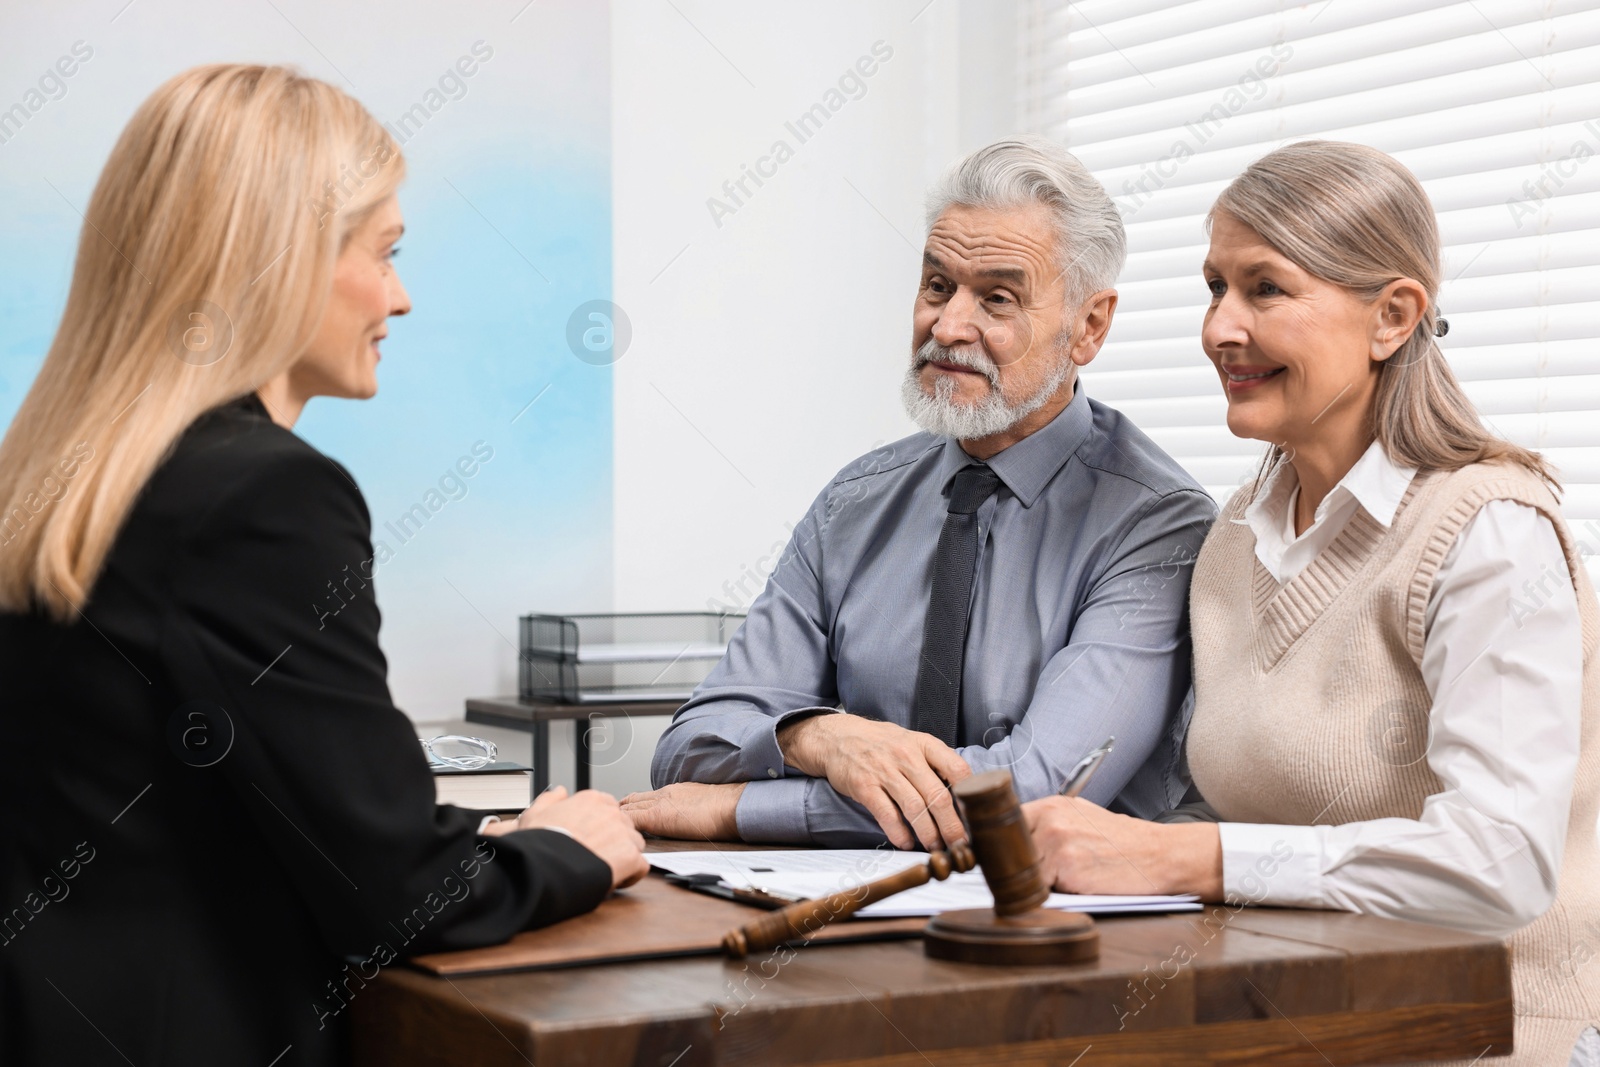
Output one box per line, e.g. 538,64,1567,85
0,65,645,1067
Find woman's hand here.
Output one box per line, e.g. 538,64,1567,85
483,785,650,889
1024,796,1224,900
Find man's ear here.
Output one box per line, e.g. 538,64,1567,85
1070,289,1119,368
1370,278,1427,362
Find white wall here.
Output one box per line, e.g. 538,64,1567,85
0,1,615,727
605,0,1017,792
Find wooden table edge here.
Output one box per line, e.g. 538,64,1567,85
792,998,1515,1067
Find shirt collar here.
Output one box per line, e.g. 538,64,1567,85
936,379,1093,508
1340,439,1418,527
1239,439,1418,534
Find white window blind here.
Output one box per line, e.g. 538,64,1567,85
1020,0,1600,574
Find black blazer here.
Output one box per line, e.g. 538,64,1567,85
0,395,611,1066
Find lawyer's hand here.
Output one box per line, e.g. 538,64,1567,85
778,713,971,851
1024,796,1222,899
620,781,745,841
483,785,649,889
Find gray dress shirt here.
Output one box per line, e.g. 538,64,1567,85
651,385,1217,846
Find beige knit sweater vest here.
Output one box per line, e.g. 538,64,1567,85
1188,461,1599,1067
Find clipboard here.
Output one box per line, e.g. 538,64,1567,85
407,870,927,976
662,871,803,910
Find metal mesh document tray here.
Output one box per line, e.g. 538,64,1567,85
519,612,744,704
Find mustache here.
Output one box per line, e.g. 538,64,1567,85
913,339,999,387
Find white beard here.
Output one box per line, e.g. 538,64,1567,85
901,336,1074,439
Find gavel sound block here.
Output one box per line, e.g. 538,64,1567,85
922,769,1098,965
722,769,1098,965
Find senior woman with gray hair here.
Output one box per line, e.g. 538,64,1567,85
1026,141,1599,1066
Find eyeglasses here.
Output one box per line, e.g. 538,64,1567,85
419,734,498,770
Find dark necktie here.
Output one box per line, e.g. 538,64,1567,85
910,463,1002,746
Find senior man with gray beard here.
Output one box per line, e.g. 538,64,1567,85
624,138,1217,849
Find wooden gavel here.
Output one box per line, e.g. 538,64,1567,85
721,839,975,959
722,769,1098,964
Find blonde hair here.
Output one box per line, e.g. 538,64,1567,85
0,64,404,620
1210,140,1554,491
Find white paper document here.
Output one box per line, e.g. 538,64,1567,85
649,849,1201,917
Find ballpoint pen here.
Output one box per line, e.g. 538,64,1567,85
1059,736,1115,797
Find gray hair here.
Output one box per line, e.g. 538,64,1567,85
924,137,1126,305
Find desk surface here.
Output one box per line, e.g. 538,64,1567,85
353,842,1512,1067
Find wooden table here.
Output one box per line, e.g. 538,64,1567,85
353,843,1513,1066
464,695,682,793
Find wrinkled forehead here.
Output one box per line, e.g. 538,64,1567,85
1203,211,1303,278
922,203,1061,291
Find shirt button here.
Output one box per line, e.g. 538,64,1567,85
767,768,778,778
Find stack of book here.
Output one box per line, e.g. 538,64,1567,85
430,761,533,813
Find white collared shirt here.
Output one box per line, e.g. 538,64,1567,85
1216,441,1587,940
1238,439,1418,583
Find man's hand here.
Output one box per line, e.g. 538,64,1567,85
621,782,746,841
482,785,649,889
778,713,971,850
1024,796,1222,899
